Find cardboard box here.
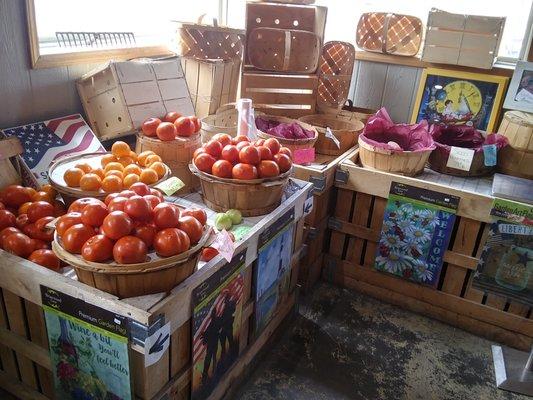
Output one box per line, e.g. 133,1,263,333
77,57,195,141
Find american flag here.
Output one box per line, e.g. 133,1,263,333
192,272,244,364
2,114,104,185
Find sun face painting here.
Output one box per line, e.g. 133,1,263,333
411,68,508,132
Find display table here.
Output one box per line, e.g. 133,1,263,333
324,149,533,351
0,178,312,400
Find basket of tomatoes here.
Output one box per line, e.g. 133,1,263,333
0,183,66,271
136,112,202,194
51,182,211,298
255,115,318,154
48,141,170,206
190,133,293,217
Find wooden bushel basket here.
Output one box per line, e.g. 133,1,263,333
256,115,318,153
358,136,431,176
136,133,201,193
497,111,533,179
318,101,377,125
247,28,321,73
52,228,211,298
190,164,290,216
298,114,364,156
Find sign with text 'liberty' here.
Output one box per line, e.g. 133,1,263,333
41,285,131,400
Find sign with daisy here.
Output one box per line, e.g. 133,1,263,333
375,182,459,287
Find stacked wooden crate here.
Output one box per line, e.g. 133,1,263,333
241,2,327,118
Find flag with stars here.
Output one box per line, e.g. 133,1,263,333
2,114,104,185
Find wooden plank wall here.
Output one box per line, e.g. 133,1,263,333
0,0,98,129
349,60,423,123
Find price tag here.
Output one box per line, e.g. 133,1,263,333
210,230,235,262
154,177,184,196
325,127,340,149
446,146,475,171
293,148,315,165
482,144,497,166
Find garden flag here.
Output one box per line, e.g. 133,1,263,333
2,114,104,185
375,182,459,287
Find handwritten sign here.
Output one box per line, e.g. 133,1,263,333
446,146,475,171
293,148,315,165
154,177,185,196
210,230,235,262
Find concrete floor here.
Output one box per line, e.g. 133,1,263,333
233,282,529,400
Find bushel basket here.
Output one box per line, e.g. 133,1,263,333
255,115,318,153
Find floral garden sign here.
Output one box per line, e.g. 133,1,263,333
375,182,459,287
41,285,131,400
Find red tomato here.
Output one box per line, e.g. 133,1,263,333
1,185,32,207
68,198,105,213
254,139,265,146
29,249,60,271
258,160,280,178
113,236,147,264
27,201,54,223
0,227,21,248
154,228,183,257
232,163,258,180
200,247,218,262
30,238,49,250
108,197,128,213
23,223,53,242
156,122,177,141
190,116,201,133
56,212,82,237
212,133,232,147
124,196,152,221
81,203,108,227
221,145,239,164
15,214,30,230
0,202,4,210
239,146,261,165
204,140,223,158
177,229,190,252
178,216,203,244
3,232,33,257
0,209,16,230
264,138,281,155
130,182,151,197
62,224,95,254
53,200,67,217
101,211,133,240
163,112,181,123
193,148,205,159
143,194,161,209
153,203,180,229
150,188,164,201
278,147,292,158
194,153,217,174
174,117,196,137
257,146,273,161
104,192,121,206
81,234,114,262
119,190,136,199
236,141,250,151
142,117,161,137
180,208,207,226
233,135,250,144
35,216,55,232
211,160,233,178
274,153,292,173
134,224,157,248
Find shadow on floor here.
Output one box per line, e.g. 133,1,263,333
233,282,527,400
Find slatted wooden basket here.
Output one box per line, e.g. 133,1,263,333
298,114,364,156
190,164,290,216
497,111,533,179
317,41,355,109
52,227,211,298
318,101,377,125
135,133,201,193
256,115,318,153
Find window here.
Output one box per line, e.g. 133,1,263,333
28,0,221,68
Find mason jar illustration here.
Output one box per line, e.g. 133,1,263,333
495,245,532,291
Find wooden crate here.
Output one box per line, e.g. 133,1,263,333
181,57,241,118
241,72,318,118
0,180,312,400
298,216,328,293
324,149,533,350
77,57,195,141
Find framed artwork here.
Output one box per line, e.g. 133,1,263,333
411,68,508,132
503,61,533,113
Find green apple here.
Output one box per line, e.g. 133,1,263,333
225,209,242,225
215,213,232,231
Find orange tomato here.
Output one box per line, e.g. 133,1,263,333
1,185,32,207
24,187,37,199
92,168,105,179
104,162,124,173
18,202,33,215
258,160,280,178
79,173,102,191
156,122,177,141
194,153,216,174
123,174,140,188
212,133,232,147
111,141,131,158
105,170,123,180
101,175,123,193
232,163,258,180
273,153,292,173
100,154,117,167
144,154,162,166
150,162,166,178
123,164,142,176
140,169,158,184
32,191,54,204
211,160,233,178
64,167,85,187
40,184,56,197
264,138,281,155
137,151,155,166
142,117,161,137
75,162,92,174
174,117,196,137
117,156,134,167
163,112,181,123
239,146,260,165
29,249,60,271
204,140,223,158
113,236,147,264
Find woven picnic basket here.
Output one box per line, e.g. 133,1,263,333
317,41,355,109
356,12,423,56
